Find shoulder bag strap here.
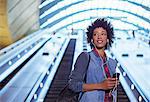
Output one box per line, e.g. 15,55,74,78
79,52,90,100
84,52,90,82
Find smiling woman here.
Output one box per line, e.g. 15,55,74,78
68,18,119,102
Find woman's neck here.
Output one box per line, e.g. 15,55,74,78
94,48,106,59
98,49,106,59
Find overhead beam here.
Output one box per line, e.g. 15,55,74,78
42,8,148,33
53,17,138,32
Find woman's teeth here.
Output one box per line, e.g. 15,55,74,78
97,40,103,43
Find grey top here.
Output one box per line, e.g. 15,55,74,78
68,50,117,102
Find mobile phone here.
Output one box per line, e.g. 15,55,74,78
113,73,120,79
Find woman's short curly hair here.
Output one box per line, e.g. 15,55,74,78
86,18,114,49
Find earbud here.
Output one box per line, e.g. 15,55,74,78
107,39,109,43
91,39,96,48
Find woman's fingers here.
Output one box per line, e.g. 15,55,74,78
104,78,119,89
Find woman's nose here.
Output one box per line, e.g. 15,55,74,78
97,35,102,39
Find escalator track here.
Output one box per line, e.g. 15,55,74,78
44,39,76,102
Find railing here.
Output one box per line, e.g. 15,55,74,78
110,51,149,102
0,30,43,56
25,37,70,102
0,30,71,102
0,30,51,83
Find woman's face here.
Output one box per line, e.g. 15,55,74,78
92,27,108,49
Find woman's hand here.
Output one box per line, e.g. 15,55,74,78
99,78,118,90
82,78,119,92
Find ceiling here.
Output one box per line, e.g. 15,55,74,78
39,0,150,33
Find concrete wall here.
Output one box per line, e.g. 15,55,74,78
0,0,41,48
0,0,12,48
7,0,41,41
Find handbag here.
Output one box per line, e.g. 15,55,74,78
56,84,80,102
56,52,90,102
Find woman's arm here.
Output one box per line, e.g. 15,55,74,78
82,77,117,92
68,52,90,92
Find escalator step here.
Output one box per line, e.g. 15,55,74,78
117,84,130,102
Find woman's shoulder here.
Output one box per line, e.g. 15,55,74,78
108,57,117,66
75,51,90,64
108,57,116,61
78,51,91,58
108,56,116,61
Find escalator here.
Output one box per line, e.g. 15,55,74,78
44,39,76,102
117,84,130,102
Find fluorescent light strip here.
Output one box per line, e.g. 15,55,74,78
39,0,54,9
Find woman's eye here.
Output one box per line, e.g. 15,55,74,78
93,33,97,36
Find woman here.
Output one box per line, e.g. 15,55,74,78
68,18,119,102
